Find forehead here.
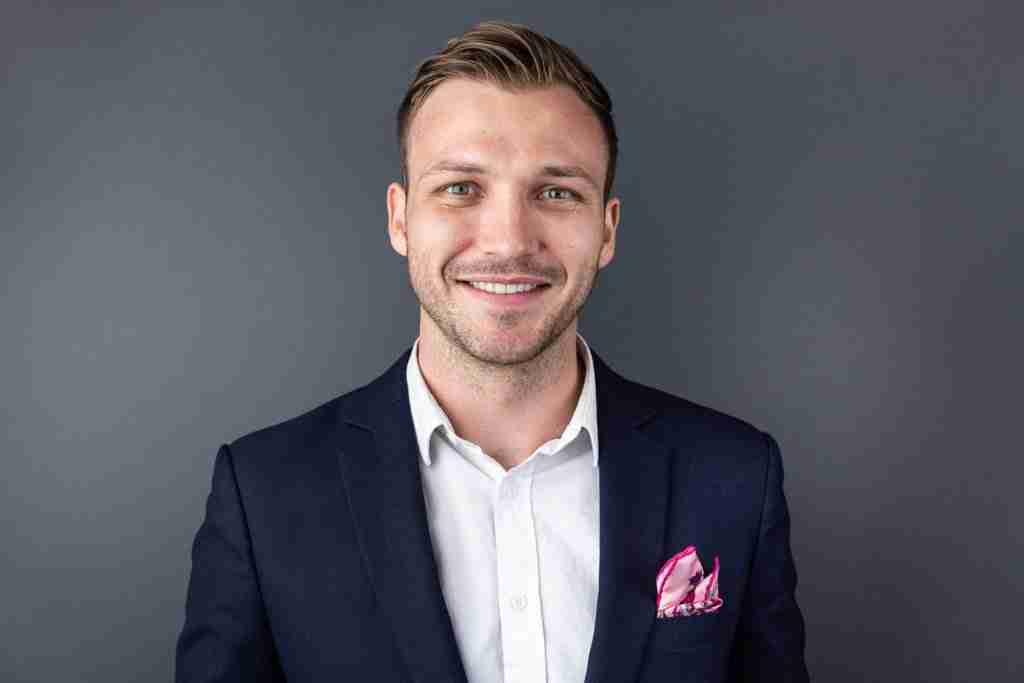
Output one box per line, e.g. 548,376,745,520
406,78,607,182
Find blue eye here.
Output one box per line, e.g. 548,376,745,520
444,183,473,195
540,187,581,200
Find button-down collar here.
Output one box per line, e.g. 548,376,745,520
406,333,599,468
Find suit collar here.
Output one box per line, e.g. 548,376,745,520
342,337,657,438
336,343,679,683
404,332,602,468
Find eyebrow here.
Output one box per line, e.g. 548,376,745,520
418,160,600,193
539,164,601,193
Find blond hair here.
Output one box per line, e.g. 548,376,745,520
396,20,618,202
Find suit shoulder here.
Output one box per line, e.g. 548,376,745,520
625,377,774,460
225,379,377,464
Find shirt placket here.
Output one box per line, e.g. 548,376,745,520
494,460,547,683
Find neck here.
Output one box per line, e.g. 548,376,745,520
415,321,585,470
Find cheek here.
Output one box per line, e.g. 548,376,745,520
410,205,467,241
406,220,465,277
558,230,603,271
406,212,446,247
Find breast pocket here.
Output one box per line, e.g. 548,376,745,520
648,610,730,653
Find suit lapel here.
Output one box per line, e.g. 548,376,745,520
336,345,686,683
583,350,682,683
336,348,468,683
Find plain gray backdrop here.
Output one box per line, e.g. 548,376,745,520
2,1,1020,681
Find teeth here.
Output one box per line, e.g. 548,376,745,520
467,281,541,294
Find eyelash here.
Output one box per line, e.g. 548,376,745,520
440,182,581,202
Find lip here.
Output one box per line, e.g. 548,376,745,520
458,281,550,307
457,276,549,285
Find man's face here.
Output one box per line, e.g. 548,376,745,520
387,79,620,366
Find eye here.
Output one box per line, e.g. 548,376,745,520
540,187,579,201
443,182,475,196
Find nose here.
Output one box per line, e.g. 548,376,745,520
474,188,542,257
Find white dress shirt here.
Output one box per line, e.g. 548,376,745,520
405,333,601,683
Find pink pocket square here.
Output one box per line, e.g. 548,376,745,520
655,545,723,618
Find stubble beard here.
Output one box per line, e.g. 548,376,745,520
407,251,601,372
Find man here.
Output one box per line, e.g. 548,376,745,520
176,20,810,683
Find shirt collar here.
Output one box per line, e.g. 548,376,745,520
405,333,600,469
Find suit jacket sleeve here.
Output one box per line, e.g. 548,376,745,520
727,433,811,682
175,444,285,683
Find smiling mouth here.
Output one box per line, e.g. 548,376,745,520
458,280,550,293
456,280,551,304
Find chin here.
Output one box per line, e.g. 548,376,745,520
466,327,561,364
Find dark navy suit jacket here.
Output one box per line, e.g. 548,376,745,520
176,346,810,682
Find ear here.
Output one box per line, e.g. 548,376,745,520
386,182,408,257
598,196,620,269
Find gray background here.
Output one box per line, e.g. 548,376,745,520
2,1,1020,681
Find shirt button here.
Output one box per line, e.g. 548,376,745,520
502,482,518,500
508,594,528,611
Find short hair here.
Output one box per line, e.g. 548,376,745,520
396,20,618,203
